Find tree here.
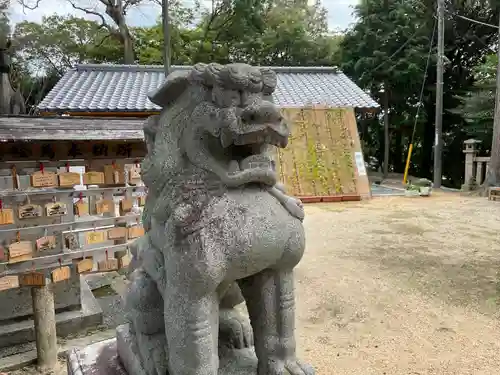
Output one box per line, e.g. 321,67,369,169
454,54,496,146
133,0,204,65
18,0,145,63
341,0,432,178
14,68,60,114
240,0,339,66
192,0,272,63
342,0,500,187
133,0,342,67
481,1,500,189
9,15,124,113
0,0,9,44
13,15,123,75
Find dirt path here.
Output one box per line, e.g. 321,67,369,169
296,192,500,375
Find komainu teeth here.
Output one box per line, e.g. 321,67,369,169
220,132,233,148
222,129,287,148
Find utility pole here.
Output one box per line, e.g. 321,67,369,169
433,0,445,188
482,10,500,191
383,86,389,179
162,0,171,76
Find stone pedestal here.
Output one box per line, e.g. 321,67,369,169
0,275,103,348
67,339,124,375
67,324,261,375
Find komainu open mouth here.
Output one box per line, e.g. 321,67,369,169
221,127,288,163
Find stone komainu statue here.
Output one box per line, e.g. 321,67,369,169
120,63,314,375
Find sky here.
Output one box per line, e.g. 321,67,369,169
8,0,359,32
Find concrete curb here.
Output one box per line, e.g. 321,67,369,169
0,329,117,372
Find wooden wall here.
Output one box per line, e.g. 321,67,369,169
275,106,371,201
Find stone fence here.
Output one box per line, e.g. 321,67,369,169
463,139,490,188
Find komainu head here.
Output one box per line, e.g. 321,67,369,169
144,63,290,190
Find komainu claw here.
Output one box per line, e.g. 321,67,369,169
285,360,315,375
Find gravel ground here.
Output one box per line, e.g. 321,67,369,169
296,191,500,375
8,191,500,375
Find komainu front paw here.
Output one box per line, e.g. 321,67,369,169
263,358,315,375
284,359,315,375
283,197,305,221
218,308,254,349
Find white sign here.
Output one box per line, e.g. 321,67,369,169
354,152,367,176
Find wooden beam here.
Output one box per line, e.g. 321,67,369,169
0,157,145,170
0,141,146,162
0,185,146,202
0,213,140,236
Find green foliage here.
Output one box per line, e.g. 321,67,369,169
241,0,339,66
184,0,340,65
341,0,432,103
9,14,123,114
133,0,203,65
474,53,497,86
340,0,433,175
14,0,500,189
0,0,9,44
9,0,342,116
341,0,500,187
454,53,496,146
131,0,342,66
13,15,123,75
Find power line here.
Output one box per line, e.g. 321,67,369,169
371,28,424,73
412,17,437,143
446,10,498,29
403,15,437,184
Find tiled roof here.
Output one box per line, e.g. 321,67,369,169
38,64,379,112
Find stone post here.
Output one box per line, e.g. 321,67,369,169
463,139,481,190
476,161,484,185
32,284,58,370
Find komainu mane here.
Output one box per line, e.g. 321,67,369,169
122,62,314,375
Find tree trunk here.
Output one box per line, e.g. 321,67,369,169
121,31,135,64
482,14,500,192
104,1,135,64
393,129,403,173
383,88,390,179
377,128,384,172
421,100,435,179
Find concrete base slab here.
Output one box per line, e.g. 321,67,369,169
69,338,260,375
69,325,260,375
67,339,125,375
118,323,259,375
0,278,103,348
0,329,117,372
